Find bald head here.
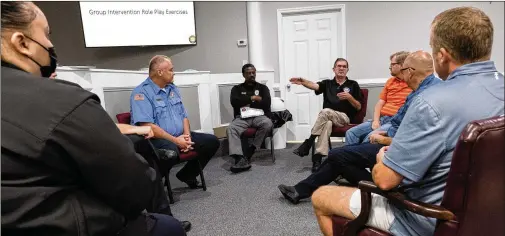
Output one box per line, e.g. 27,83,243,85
404,50,434,76
401,51,435,90
148,55,174,86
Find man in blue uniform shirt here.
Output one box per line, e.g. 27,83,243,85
130,55,219,189
310,7,504,236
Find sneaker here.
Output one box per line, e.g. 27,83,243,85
230,156,252,173
293,139,312,157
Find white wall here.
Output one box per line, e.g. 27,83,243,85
55,67,275,134
260,1,505,83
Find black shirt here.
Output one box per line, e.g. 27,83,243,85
1,62,155,236
230,81,272,118
315,77,363,121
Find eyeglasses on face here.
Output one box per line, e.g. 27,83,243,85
400,67,415,73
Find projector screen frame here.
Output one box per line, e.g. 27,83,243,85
77,2,197,48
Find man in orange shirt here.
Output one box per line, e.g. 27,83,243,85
345,51,412,145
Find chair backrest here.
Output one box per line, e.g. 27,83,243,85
436,115,505,236
351,88,368,124
116,112,132,124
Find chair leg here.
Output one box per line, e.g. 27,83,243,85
198,160,207,191
270,133,275,163
164,173,174,204
311,138,316,160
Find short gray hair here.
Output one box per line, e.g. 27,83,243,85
148,55,171,77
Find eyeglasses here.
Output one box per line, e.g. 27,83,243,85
400,67,415,73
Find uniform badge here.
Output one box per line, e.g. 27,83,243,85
134,94,144,101
254,90,259,95
170,92,174,98
343,87,350,93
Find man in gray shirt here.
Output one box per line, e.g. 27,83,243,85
310,7,504,236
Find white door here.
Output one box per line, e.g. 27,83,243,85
280,9,344,141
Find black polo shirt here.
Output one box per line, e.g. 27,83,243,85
315,77,363,121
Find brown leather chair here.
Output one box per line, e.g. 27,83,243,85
331,115,505,236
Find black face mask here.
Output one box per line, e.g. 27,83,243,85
24,35,57,78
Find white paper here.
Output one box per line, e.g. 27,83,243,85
240,107,264,119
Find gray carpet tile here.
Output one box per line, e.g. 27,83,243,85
168,143,344,236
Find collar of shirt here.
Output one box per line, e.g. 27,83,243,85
417,74,438,91
144,77,172,95
1,60,26,72
332,76,349,85
446,61,497,81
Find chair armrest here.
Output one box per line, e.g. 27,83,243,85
341,181,455,236
358,181,456,221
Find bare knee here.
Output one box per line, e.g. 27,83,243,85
312,186,334,209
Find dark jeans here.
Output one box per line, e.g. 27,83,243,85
151,132,219,181
294,143,384,198
126,134,172,216
119,213,185,236
149,213,186,236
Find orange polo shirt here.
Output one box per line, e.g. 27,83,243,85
379,77,412,117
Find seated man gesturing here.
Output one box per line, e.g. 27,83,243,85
290,58,363,172
227,63,273,173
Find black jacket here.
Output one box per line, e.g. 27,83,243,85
230,82,271,118
1,64,156,236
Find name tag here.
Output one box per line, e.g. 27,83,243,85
241,92,247,95
240,107,264,119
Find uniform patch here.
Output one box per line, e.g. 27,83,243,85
170,92,174,98
254,90,259,95
134,94,144,101
343,87,350,93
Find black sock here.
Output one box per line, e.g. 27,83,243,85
307,135,317,143
249,145,256,153
312,154,323,163
231,154,242,163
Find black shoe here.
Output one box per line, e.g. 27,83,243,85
293,139,312,157
230,156,252,173
278,184,303,204
311,160,321,173
176,174,203,189
180,220,191,232
245,145,256,161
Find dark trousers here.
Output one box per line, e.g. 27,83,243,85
119,213,185,236
294,143,384,198
151,132,219,181
126,135,172,216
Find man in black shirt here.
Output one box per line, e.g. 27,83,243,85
227,64,273,173
290,58,363,172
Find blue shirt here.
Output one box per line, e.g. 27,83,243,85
383,61,504,236
130,78,188,137
386,74,441,137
